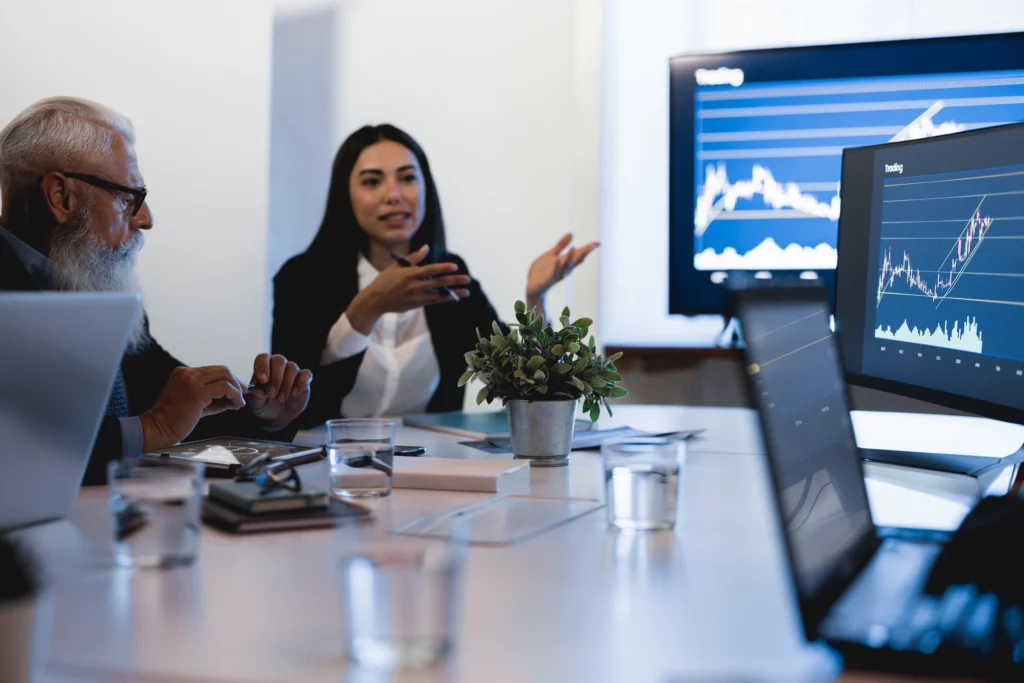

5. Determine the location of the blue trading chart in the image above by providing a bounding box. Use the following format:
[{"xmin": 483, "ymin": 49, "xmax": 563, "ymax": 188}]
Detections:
[
  {"xmin": 693, "ymin": 71, "xmax": 1024, "ymax": 272},
  {"xmin": 874, "ymin": 162, "xmax": 1024, "ymax": 362}
]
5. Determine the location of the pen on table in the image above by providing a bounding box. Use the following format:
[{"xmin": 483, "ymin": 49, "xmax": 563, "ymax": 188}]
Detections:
[{"xmin": 389, "ymin": 251, "xmax": 460, "ymax": 302}]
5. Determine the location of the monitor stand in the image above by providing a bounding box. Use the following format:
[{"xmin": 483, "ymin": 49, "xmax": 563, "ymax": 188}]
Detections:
[
  {"xmin": 859, "ymin": 444, "xmax": 1024, "ymax": 478},
  {"xmin": 715, "ymin": 315, "xmax": 745, "ymax": 349}
]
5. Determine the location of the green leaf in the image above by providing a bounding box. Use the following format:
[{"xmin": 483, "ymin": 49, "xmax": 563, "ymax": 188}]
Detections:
[
  {"xmin": 475, "ymin": 327, "xmax": 483, "ymax": 341},
  {"xmin": 601, "ymin": 372, "xmax": 622, "ymax": 382},
  {"xmin": 457, "ymin": 370, "xmax": 475, "ymax": 387},
  {"xmin": 535, "ymin": 383, "xmax": 548, "ymax": 395},
  {"xmin": 589, "ymin": 335, "xmax": 596, "ymax": 350},
  {"xmin": 550, "ymin": 344, "xmax": 565, "ymax": 356},
  {"xmin": 492, "ymin": 320, "xmax": 502, "ymax": 336},
  {"xmin": 561, "ymin": 306, "xmax": 570, "ymax": 318},
  {"xmin": 582, "ymin": 398, "xmax": 591, "ymax": 413},
  {"xmin": 588, "ymin": 376, "xmax": 606, "ymax": 389},
  {"xmin": 515, "ymin": 300, "xmax": 526, "ymax": 314},
  {"xmin": 606, "ymin": 351, "xmax": 623, "ymax": 363},
  {"xmin": 589, "ymin": 403, "xmax": 600, "ymax": 421},
  {"xmin": 569, "ymin": 376, "xmax": 587, "ymax": 392},
  {"xmin": 603, "ymin": 396, "xmax": 614, "ymax": 418},
  {"xmin": 515, "ymin": 312, "xmax": 528, "ymax": 325},
  {"xmin": 552, "ymin": 362, "xmax": 572, "ymax": 374},
  {"xmin": 533, "ymin": 369, "xmax": 546, "ymax": 381},
  {"xmin": 560, "ymin": 316, "xmax": 570, "ymax": 328},
  {"xmin": 572, "ymin": 317, "xmax": 593, "ymax": 328},
  {"xmin": 580, "ymin": 344, "xmax": 592, "ymax": 358},
  {"xmin": 514, "ymin": 369, "xmax": 527, "ymax": 379},
  {"xmin": 476, "ymin": 386, "xmax": 489, "ymax": 405},
  {"xmin": 611, "ymin": 387, "xmax": 627, "ymax": 398},
  {"xmin": 572, "ymin": 357, "xmax": 588, "ymax": 374},
  {"xmin": 526, "ymin": 355, "xmax": 544, "ymax": 372},
  {"xmin": 567, "ymin": 342, "xmax": 581, "ymax": 354}
]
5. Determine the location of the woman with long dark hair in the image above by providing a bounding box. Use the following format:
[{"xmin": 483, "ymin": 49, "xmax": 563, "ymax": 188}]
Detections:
[{"xmin": 272, "ymin": 124, "xmax": 596, "ymax": 425}]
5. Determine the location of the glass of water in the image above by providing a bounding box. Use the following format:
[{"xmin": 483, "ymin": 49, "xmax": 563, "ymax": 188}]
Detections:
[
  {"xmin": 340, "ymin": 534, "xmax": 466, "ymax": 670},
  {"xmin": 327, "ymin": 419, "xmax": 397, "ymax": 499},
  {"xmin": 107, "ymin": 458, "xmax": 204, "ymax": 568},
  {"xmin": 602, "ymin": 437, "xmax": 683, "ymax": 531}
]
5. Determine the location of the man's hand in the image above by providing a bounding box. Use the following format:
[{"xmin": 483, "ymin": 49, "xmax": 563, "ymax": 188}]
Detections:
[
  {"xmin": 245, "ymin": 353, "xmax": 313, "ymax": 429},
  {"xmin": 140, "ymin": 366, "xmax": 247, "ymax": 451}
]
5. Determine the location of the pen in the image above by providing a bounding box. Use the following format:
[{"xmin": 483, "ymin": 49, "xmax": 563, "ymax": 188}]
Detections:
[
  {"xmin": 390, "ymin": 251, "xmax": 460, "ymax": 302},
  {"xmin": 246, "ymin": 381, "xmax": 267, "ymax": 393}
]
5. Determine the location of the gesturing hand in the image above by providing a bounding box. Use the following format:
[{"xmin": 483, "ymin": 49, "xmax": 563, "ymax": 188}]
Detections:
[
  {"xmin": 526, "ymin": 232, "xmax": 599, "ymax": 303},
  {"xmin": 346, "ymin": 245, "xmax": 471, "ymax": 333},
  {"xmin": 140, "ymin": 365, "xmax": 247, "ymax": 451},
  {"xmin": 245, "ymin": 353, "xmax": 313, "ymax": 428}
]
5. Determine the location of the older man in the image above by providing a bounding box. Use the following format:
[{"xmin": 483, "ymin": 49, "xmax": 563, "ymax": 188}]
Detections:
[{"xmin": 0, "ymin": 97, "xmax": 313, "ymax": 484}]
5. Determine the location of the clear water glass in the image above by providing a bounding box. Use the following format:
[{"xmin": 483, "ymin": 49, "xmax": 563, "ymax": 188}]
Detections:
[
  {"xmin": 602, "ymin": 437, "xmax": 683, "ymax": 531},
  {"xmin": 327, "ymin": 419, "xmax": 397, "ymax": 499},
  {"xmin": 107, "ymin": 458, "xmax": 204, "ymax": 568},
  {"xmin": 340, "ymin": 536, "xmax": 466, "ymax": 670}
]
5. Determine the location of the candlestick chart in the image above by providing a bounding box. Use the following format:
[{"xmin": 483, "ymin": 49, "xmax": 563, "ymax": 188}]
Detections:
[{"xmin": 873, "ymin": 164, "xmax": 1024, "ymax": 361}]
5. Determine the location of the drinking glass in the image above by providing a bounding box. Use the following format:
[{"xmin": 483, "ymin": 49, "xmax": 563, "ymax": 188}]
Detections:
[
  {"xmin": 327, "ymin": 419, "xmax": 397, "ymax": 498},
  {"xmin": 340, "ymin": 535, "xmax": 466, "ymax": 669},
  {"xmin": 602, "ymin": 437, "xmax": 683, "ymax": 531},
  {"xmin": 107, "ymin": 458, "xmax": 204, "ymax": 568}
]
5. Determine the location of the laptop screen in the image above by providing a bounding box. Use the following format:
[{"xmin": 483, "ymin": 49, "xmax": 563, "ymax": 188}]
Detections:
[{"xmin": 736, "ymin": 289, "xmax": 875, "ymax": 602}]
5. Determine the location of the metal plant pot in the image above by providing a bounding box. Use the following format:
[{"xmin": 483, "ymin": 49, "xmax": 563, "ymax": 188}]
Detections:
[{"xmin": 506, "ymin": 399, "xmax": 577, "ymax": 467}]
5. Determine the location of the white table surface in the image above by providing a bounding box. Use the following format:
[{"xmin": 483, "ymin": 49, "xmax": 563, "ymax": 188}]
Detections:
[{"xmin": 16, "ymin": 404, "xmax": 1021, "ymax": 683}]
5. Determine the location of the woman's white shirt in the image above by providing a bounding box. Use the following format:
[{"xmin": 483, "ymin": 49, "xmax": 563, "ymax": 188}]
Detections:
[{"xmin": 321, "ymin": 254, "xmax": 440, "ymax": 417}]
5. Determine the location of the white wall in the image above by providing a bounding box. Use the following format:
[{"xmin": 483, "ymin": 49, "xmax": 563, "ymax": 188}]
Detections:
[
  {"xmin": 268, "ymin": 0, "xmax": 603, "ymax": 409},
  {"xmin": 601, "ymin": 0, "xmax": 1024, "ymax": 348},
  {"xmin": 0, "ymin": 0, "xmax": 272, "ymax": 376}
]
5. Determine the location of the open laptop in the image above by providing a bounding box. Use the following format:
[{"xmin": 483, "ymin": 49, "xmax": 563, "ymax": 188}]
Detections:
[
  {"xmin": 0, "ymin": 292, "xmax": 140, "ymax": 531},
  {"xmin": 732, "ymin": 283, "xmax": 1024, "ymax": 679}
]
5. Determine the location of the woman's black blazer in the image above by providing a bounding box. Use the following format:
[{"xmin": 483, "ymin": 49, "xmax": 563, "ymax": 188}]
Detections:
[{"xmin": 271, "ymin": 251, "xmax": 503, "ymax": 428}]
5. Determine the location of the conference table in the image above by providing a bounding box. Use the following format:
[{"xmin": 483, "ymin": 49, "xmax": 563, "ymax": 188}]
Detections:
[{"xmin": 16, "ymin": 404, "xmax": 1024, "ymax": 683}]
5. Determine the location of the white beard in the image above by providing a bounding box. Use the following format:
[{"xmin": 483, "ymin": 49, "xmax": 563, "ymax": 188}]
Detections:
[{"xmin": 49, "ymin": 206, "xmax": 149, "ymax": 353}]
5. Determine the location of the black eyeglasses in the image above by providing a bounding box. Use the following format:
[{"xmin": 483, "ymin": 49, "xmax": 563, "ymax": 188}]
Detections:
[
  {"xmin": 60, "ymin": 171, "xmax": 148, "ymax": 216},
  {"xmin": 237, "ymin": 454, "xmax": 303, "ymax": 494}
]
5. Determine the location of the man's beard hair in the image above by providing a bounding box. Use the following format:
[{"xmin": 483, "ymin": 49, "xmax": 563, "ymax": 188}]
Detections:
[{"xmin": 49, "ymin": 204, "xmax": 149, "ymax": 353}]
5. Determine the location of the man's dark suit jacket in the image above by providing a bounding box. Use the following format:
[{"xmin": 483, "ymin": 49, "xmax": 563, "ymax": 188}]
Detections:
[
  {"xmin": 272, "ymin": 251, "xmax": 503, "ymax": 429},
  {"xmin": 0, "ymin": 236, "xmax": 298, "ymax": 485}
]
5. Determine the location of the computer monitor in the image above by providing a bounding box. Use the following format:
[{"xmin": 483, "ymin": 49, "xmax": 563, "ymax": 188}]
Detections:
[
  {"xmin": 835, "ymin": 121, "xmax": 1024, "ymax": 425},
  {"xmin": 669, "ymin": 31, "xmax": 1024, "ymax": 315}
]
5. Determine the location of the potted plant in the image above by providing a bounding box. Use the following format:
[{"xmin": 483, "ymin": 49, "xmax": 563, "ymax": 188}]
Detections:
[{"xmin": 458, "ymin": 301, "xmax": 626, "ymax": 466}]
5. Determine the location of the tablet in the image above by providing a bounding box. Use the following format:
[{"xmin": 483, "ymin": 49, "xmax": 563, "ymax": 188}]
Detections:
[{"xmin": 142, "ymin": 437, "xmax": 324, "ymax": 474}]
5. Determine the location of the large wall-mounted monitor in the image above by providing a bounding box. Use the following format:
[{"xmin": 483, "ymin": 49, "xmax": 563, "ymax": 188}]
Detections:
[{"xmin": 669, "ymin": 31, "xmax": 1024, "ymax": 315}]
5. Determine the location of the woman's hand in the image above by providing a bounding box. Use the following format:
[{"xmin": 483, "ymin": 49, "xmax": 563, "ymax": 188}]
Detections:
[
  {"xmin": 525, "ymin": 233, "xmax": 599, "ymax": 313},
  {"xmin": 346, "ymin": 245, "xmax": 471, "ymax": 334}
]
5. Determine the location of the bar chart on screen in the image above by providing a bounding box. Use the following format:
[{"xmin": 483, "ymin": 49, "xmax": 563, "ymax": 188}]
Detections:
[{"xmin": 873, "ymin": 163, "xmax": 1024, "ymax": 362}]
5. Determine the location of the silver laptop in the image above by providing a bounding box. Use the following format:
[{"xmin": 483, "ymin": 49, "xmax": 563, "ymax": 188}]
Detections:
[{"xmin": 0, "ymin": 292, "xmax": 140, "ymax": 531}]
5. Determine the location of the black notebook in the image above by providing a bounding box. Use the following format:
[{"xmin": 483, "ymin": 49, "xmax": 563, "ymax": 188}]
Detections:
[{"xmin": 202, "ymin": 497, "xmax": 371, "ymax": 533}]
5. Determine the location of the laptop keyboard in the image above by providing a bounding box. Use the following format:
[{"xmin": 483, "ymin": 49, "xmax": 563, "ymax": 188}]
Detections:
[{"xmin": 885, "ymin": 584, "xmax": 1024, "ymax": 664}]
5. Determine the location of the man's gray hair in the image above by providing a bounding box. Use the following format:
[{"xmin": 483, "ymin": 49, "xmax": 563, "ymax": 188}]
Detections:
[{"xmin": 0, "ymin": 97, "xmax": 135, "ymax": 217}]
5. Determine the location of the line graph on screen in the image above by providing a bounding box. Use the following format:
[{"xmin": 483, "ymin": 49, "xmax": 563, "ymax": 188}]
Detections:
[
  {"xmin": 693, "ymin": 73, "xmax": 1024, "ymax": 272},
  {"xmin": 872, "ymin": 165, "xmax": 1024, "ymax": 361}
]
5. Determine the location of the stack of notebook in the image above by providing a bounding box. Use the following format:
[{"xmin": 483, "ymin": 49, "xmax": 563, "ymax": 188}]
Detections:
[{"xmin": 201, "ymin": 481, "xmax": 371, "ymax": 533}]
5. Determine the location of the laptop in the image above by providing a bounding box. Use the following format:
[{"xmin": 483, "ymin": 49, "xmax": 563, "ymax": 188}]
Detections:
[
  {"xmin": 731, "ymin": 283, "xmax": 1024, "ymax": 679},
  {"xmin": 0, "ymin": 292, "xmax": 141, "ymax": 531}
]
